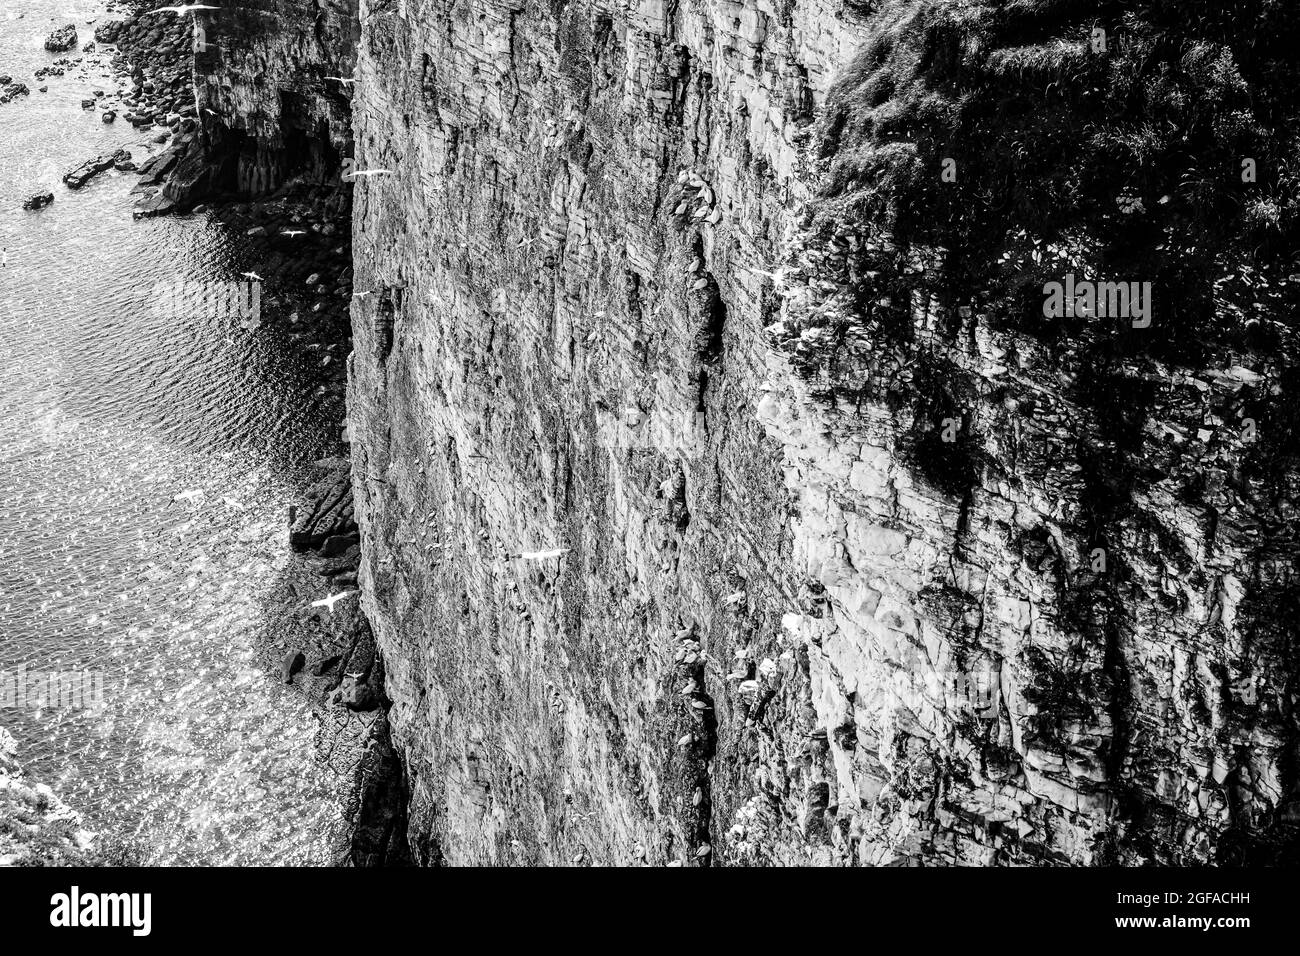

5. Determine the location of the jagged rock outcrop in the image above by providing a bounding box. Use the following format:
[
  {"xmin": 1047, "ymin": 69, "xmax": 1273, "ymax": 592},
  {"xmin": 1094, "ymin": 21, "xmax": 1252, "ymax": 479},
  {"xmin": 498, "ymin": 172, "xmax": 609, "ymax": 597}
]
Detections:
[
  {"xmin": 0, "ymin": 79, "xmax": 31, "ymax": 104},
  {"xmin": 347, "ymin": 712, "xmax": 415, "ymax": 866},
  {"xmin": 343, "ymin": 0, "xmax": 1300, "ymax": 867}
]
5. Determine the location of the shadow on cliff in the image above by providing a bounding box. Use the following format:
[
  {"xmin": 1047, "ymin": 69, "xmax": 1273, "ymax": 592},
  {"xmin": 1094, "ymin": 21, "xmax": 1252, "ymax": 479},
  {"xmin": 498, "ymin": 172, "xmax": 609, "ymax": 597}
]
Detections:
[{"xmin": 801, "ymin": 0, "xmax": 1300, "ymax": 863}]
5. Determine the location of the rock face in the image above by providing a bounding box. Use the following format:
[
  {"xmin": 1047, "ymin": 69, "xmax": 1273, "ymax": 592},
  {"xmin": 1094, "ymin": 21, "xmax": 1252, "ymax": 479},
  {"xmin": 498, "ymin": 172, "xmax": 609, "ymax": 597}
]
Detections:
[
  {"xmin": 342, "ymin": 0, "xmax": 1300, "ymax": 868},
  {"xmin": 344, "ymin": 0, "xmax": 880, "ymax": 867},
  {"xmin": 157, "ymin": 0, "xmax": 1299, "ymax": 865}
]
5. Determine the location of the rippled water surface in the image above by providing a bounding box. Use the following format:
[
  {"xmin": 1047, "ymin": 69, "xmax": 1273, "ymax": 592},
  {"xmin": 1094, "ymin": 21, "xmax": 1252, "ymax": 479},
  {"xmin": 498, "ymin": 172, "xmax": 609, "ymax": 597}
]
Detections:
[{"xmin": 1, "ymin": 0, "xmax": 352, "ymax": 864}]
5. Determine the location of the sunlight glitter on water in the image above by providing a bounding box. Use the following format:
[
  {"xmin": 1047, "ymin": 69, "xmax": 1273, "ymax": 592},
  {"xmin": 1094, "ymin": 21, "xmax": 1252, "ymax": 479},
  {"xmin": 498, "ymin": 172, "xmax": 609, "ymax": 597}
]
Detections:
[{"xmin": 1, "ymin": 1, "xmax": 354, "ymax": 864}]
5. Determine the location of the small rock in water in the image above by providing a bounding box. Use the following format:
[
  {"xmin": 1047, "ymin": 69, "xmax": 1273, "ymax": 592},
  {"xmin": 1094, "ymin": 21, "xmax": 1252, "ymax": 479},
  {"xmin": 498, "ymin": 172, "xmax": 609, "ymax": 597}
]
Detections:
[
  {"xmin": 0, "ymin": 80, "xmax": 30, "ymax": 104},
  {"xmin": 44, "ymin": 25, "xmax": 78, "ymax": 53}
]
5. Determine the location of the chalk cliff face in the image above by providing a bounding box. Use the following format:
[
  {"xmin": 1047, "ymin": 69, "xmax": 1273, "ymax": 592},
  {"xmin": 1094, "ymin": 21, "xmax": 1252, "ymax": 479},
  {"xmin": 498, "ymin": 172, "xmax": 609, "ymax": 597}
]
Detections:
[{"xmin": 331, "ymin": 0, "xmax": 1300, "ymax": 867}]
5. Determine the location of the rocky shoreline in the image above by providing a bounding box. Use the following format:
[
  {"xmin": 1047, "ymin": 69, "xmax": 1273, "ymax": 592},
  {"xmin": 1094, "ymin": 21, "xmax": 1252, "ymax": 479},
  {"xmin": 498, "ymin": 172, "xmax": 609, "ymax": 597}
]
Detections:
[
  {"xmin": 11, "ymin": 4, "xmax": 198, "ymax": 208},
  {"xmin": 0, "ymin": 729, "xmax": 92, "ymax": 866},
  {"xmin": 279, "ymin": 459, "xmax": 412, "ymax": 866}
]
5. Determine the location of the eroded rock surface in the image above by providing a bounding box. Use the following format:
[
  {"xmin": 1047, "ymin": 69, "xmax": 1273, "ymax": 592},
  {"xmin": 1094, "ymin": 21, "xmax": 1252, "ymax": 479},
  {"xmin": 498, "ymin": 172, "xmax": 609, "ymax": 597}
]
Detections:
[
  {"xmin": 340, "ymin": 0, "xmax": 1300, "ymax": 868},
  {"xmin": 290, "ymin": 462, "xmax": 358, "ymax": 552}
]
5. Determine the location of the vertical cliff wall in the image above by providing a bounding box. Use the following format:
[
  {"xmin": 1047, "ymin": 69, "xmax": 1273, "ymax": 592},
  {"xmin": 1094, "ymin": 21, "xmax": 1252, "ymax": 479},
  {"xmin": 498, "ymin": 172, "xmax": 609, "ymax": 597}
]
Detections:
[{"xmin": 346, "ymin": 0, "xmax": 1300, "ymax": 866}]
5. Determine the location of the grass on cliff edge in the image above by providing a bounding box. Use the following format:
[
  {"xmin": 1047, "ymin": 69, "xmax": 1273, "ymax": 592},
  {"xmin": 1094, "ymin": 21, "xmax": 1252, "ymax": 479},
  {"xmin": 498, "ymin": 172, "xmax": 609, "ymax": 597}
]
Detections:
[
  {"xmin": 819, "ymin": 0, "xmax": 1300, "ymax": 360},
  {"xmin": 815, "ymin": 0, "xmax": 1300, "ymax": 512}
]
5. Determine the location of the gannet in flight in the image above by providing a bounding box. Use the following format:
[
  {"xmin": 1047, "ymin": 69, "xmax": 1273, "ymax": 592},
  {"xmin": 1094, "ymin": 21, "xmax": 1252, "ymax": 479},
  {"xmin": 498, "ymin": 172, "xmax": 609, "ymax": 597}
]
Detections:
[
  {"xmin": 310, "ymin": 592, "xmax": 354, "ymax": 613},
  {"xmin": 149, "ymin": 5, "xmax": 220, "ymax": 15},
  {"xmin": 515, "ymin": 548, "xmax": 571, "ymax": 560},
  {"xmin": 742, "ymin": 266, "xmax": 791, "ymax": 286}
]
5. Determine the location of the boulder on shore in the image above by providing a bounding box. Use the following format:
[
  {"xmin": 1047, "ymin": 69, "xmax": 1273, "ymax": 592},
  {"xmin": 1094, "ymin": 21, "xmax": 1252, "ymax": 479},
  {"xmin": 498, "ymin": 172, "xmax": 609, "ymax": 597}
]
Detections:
[
  {"xmin": 93, "ymin": 21, "xmax": 125, "ymax": 44},
  {"xmin": 43, "ymin": 25, "xmax": 78, "ymax": 52},
  {"xmin": 0, "ymin": 80, "xmax": 30, "ymax": 104},
  {"xmin": 63, "ymin": 149, "xmax": 131, "ymax": 189},
  {"xmin": 289, "ymin": 465, "xmax": 357, "ymax": 551}
]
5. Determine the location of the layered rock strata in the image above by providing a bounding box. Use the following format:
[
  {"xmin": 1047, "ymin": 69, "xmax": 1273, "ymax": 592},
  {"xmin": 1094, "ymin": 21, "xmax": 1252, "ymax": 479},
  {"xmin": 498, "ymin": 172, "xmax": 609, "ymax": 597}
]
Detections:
[{"xmin": 345, "ymin": 0, "xmax": 1300, "ymax": 867}]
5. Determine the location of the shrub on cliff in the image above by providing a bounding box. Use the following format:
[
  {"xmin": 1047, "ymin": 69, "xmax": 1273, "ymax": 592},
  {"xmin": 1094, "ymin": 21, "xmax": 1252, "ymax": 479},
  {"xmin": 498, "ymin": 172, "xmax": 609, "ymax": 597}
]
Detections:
[{"xmin": 818, "ymin": 0, "xmax": 1300, "ymax": 359}]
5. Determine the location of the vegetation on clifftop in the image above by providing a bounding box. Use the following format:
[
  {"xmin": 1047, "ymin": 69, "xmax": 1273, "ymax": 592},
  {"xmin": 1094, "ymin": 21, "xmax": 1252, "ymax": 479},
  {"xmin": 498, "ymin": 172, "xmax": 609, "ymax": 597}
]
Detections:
[{"xmin": 819, "ymin": 0, "xmax": 1300, "ymax": 358}]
